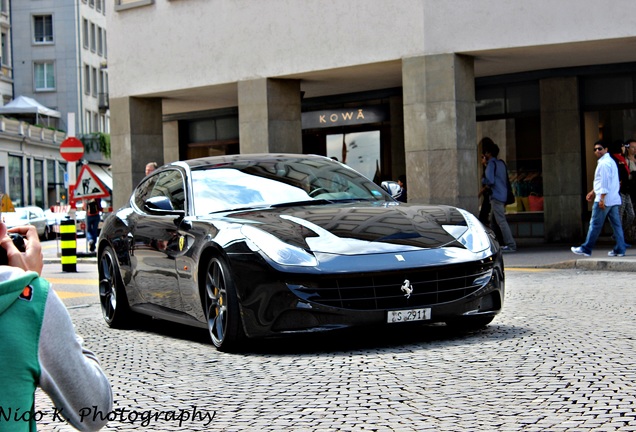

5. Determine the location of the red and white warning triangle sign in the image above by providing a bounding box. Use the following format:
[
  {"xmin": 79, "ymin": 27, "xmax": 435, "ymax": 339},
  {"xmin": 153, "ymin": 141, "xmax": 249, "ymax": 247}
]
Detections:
[{"xmin": 71, "ymin": 165, "xmax": 110, "ymax": 201}]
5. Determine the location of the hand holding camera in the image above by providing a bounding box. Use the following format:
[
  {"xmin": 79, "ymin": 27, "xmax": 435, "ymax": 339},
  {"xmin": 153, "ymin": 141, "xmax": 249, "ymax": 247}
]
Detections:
[
  {"xmin": 0, "ymin": 233, "xmax": 26, "ymax": 265},
  {"xmin": 0, "ymin": 225, "xmax": 44, "ymax": 275}
]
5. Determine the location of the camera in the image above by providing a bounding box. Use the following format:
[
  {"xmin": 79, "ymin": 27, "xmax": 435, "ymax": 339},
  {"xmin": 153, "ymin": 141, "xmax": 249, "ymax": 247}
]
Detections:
[{"xmin": 0, "ymin": 233, "xmax": 26, "ymax": 265}]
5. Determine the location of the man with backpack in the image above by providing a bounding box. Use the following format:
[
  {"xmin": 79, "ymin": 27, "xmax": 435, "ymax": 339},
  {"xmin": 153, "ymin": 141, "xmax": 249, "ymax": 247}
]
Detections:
[{"xmin": 481, "ymin": 137, "xmax": 517, "ymax": 253}]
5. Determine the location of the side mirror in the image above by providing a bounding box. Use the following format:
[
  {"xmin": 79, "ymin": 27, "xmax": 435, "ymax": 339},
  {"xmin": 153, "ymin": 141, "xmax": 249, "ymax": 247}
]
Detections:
[{"xmin": 143, "ymin": 196, "xmax": 185, "ymax": 217}]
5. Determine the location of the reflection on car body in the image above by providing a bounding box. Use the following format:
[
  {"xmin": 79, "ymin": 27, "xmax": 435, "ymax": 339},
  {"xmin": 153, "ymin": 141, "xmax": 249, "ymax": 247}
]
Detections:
[{"xmin": 98, "ymin": 154, "xmax": 505, "ymax": 352}]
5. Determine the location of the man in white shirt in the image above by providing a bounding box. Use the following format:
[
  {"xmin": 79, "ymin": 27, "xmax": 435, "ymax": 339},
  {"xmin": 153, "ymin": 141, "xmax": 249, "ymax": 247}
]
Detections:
[{"xmin": 571, "ymin": 140, "xmax": 627, "ymax": 257}]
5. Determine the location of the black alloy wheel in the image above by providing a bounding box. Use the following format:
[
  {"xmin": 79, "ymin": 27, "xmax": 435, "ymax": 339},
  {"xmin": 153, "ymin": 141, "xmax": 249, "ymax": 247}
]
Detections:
[
  {"xmin": 204, "ymin": 257, "xmax": 242, "ymax": 351},
  {"xmin": 99, "ymin": 246, "xmax": 131, "ymax": 327}
]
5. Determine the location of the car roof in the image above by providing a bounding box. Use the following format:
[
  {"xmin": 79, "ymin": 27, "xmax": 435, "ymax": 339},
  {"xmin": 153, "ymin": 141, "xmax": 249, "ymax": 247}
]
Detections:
[{"xmin": 172, "ymin": 153, "xmax": 330, "ymax": 170}]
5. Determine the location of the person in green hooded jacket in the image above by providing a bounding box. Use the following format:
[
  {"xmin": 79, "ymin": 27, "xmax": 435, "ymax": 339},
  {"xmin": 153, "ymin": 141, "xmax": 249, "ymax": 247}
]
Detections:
[{"xmin": 0, "ymin": 222, "xmax": 112, "ymax": 431}]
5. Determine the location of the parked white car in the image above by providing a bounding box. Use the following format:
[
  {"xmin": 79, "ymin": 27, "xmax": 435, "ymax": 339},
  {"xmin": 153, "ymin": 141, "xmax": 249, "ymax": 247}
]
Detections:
[
  {"xmin": 3, "ymin": 206, "xmax": 52, "ymax": 240},
  {"xmin": 44, "ymin": 209, "xmax": 86, "ymax": 237}
]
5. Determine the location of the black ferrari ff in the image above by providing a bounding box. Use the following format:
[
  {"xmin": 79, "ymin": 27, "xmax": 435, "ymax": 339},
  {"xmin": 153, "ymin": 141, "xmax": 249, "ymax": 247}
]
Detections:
[{"xmin": 98, "ymin": 154, "xmax": 504, "ymax": 351}]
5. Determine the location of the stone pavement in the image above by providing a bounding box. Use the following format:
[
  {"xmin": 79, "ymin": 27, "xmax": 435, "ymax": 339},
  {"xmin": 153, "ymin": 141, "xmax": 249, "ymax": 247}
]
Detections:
[{"xmin": 503, "ymin": 242, "xmax": 636, "ymax": 272}]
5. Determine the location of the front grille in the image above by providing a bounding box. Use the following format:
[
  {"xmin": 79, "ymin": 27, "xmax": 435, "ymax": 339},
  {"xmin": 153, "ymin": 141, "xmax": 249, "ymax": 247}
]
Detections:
[{"xmin": 288, "ymin": 260, "xmax": 495, "ymax": 311}]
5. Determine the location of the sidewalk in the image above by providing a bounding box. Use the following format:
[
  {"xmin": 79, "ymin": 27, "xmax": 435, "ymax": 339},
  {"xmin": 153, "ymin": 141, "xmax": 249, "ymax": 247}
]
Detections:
[
  {"xmin": 504, "ymin": 242, "xmax": 636, "ymax": 272},
  {"xmin": 43, "ymin": 238, "xmax": 636, "ymax": 272}
]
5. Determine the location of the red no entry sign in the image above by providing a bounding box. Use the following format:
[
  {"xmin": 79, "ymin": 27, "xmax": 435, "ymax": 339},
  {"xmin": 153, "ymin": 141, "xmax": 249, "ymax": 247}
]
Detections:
[{"xmin": 60, "ymin": 137, "xmax": 85, "ymax": 162}]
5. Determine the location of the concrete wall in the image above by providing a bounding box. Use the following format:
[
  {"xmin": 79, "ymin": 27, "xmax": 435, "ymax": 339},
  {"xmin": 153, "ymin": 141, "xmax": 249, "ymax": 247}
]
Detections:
[{"xmin": 107, "ymin": 0, "xmax": 636, "ymax": 100}]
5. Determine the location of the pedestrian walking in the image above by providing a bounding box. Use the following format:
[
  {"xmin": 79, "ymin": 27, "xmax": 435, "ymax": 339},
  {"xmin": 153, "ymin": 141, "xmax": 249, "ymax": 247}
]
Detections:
[
  {"xmin": 481, "ymin": 137, "xmax": 517, "ymax": 252},
  {"xmin": 571, "ymin": 140, "xmax": 627, "ymax": 257},
  {"xmin": 86, "ymin": 198, "xmax": 101, "ymax": 253}
]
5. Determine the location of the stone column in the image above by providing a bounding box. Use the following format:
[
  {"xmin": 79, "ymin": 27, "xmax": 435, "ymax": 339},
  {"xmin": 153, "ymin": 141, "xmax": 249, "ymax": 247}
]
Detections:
[
  {"xmin": 237, "ymin": 78, "xmax": 302, "ymax": 154},
  {"xmin": 163, "ymin": 120, "xmax": 180, "ymax": 163},
  {"xmin": 402, "ymin": 54, "xmax": 478, "ymax": 213},
  {"xmin": 540, "ymin": 77, "xmax": 582, "ymax": 242},
  {"xmin": 390, "ymin": 95, "xmax": 406, "ymax": 180},
  {"xmin": 110, "ymin": 96, "xmax": 163, "ymax": 210}
]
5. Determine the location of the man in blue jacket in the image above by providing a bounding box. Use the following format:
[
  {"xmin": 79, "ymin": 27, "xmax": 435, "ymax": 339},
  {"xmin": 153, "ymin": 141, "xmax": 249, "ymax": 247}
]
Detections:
[{"xmin": 481, "ymin": 137, "xmax": 517, "ymax": 252}]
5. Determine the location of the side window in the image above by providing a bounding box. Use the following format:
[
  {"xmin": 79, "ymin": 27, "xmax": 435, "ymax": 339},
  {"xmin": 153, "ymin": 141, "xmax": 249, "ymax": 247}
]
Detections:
[
  {"xmin": 149, "ymin": 170, "xmax": 186, "ymax": 212},
  {"xmin": 134, "ymin": 175, "xmax": 158, "ymax": 210}
]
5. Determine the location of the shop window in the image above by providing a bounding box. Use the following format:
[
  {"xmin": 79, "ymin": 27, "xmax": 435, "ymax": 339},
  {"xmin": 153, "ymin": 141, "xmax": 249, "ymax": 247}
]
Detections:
[
  {"xmin": 9, "ymin": 155, "xmax": 22, "ymax": 206},
  {"xmin": 326, "ymin": 131, "xmax": 380, "ymax": 182},
  {"xmin": 478, "ymin": 116, "xmax": 543, "ymax": 214},
  {"xmin": 35, "ymin": 160, "xmax": 44, "ymax": 208}
]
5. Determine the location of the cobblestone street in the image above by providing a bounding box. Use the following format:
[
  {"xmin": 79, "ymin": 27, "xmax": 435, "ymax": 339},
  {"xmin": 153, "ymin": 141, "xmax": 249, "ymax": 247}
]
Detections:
[{"xmin": 35, "ymin": 269, "xmax": 636, "ymax": 431}]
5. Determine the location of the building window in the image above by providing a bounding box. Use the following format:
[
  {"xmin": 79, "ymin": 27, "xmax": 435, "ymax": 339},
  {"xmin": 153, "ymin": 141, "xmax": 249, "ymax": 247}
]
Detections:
[
  {"xmin": 9, "ymin": 155, "xmax": 23, "ymax": 207},
  {"xmin": 103, "ymin": 30, "xmax": 108, "ymax": 58},
  {"xmin": 0, "ymin": 0, "xmax": 8, "ymax": 14},
  {"xmin": 97, "ymin": 27, "xmax": 103, "ymax": 56},
  {"xmin": 115, "ymin": 0, "xmax": 154, "ymax": 12},
  {"xmin": 35, "ymin": 160, "xmax": 44, "ymax": 209},
  {"xmin": 90, "ymin": 23, "xmax": 96, "ymax": 52},
  {"xmin": 34, "ymin": 62, "xmax": 55, "ymax": 91},
  {"xmin": 92, "ymin": 67, "xmax": 97, "ymax": 97},
  {"xmin": 96, "ymin": 0, "xmax": 102, "ymax": 12},
  {"xmin": 33, "ymin": 15, "xmax": 53, "ymax": 44},
  {"xmin": 89, "ymin": 0, "xmax": 95, "ymax": 8},
  {"xmin": 1, "ymin": 32, "xmax": 9, "ymax": 66},
  {"xmin": 82, "ymin": 19, "xmax": 88, "ymax": 49},
  {"xmin": 84, "ymin": 64, "xmax": 90, "ymax": 94}
]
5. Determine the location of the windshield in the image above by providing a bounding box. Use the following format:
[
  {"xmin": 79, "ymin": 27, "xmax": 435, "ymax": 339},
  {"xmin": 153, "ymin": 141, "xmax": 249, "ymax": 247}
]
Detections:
[{"xmin": 190, "ymin": 157, "xmax": 392, "ymax": 215}]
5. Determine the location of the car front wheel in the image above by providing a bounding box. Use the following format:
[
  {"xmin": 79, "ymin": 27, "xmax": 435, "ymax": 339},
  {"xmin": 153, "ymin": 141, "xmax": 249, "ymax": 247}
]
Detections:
[
  {"xmin": 203, "ymin": 257, "xmax": 243, "ymax": 351},
  {"xmin": 99, "ymin": 246, "xmax": 132, "ymax": 328}
]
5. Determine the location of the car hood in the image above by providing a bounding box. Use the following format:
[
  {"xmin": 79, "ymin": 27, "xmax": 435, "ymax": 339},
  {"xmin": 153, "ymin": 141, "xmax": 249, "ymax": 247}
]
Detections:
[{"xmin": 227, "ymin": 203, "xmax": 467, "ymax": 255}]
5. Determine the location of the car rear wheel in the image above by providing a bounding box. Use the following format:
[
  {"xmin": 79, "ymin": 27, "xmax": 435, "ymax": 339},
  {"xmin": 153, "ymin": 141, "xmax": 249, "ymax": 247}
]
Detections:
[
  {"xmin": 204, "ymin": 257, "xmax": 243, "ymax": 351},
  {"xmin": 99, "ymin": 246, "xmax": 132, "ymax": 328}
]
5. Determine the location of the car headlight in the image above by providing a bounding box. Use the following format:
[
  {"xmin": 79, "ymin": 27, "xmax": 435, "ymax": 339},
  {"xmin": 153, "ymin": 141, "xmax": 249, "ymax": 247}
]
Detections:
[
  {"xmin": 442, "ymin": 208, "xmax": 491, "ymax": 253},
  {"xmin": 241, "ymin": 225, "xmax": 318, "ymax": 267}
]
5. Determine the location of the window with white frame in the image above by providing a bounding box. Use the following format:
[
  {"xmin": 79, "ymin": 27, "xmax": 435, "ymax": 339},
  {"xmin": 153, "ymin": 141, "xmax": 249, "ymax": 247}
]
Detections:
[
  {"xmin": 82, "ymin": 19, "xmax": 88, "ymax": 49},
  {"xmin": 92, "ymin": 67, "xmax": 97, "ymax": 97},
  {"xmin": 34, "ymin": 62, "xmax": 55, "ymax": 91},
  {"xmin": 84, "ymin": 64, "xmax": 90, "ymax": 94},
  {"xmin": 85, "ymin": 110, "xmax": 92, "ymax": 132},
  {"xmin": 33, "ymin": 15, "xmax": 53, "ymax": 44},
  {"xmin": 97, "ymin": 27, "xmax": 103, "ymax": 56},
  {"xmin": 90, "ymin": 23, "xmax": 96, "ymax": 52}
]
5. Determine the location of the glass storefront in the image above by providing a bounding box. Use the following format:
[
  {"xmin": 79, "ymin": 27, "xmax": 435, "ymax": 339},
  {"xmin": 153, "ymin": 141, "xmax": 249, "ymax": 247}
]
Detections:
[
  {"xmin": 325, "ymin": 131, "xmax": 381, "ymax": 181},
  {"xmin": 476, "ymin": 82, "xmax": 542, "ymax": 215},
  {"xmin": 8, "ymin": 155, "xmax": 22, "ymax": 206}
]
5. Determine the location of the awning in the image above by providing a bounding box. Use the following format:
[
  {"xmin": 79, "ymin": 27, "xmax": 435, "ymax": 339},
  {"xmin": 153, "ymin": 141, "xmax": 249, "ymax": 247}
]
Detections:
[{"xmin": 0, "ymin": 95, "xmax": 61, "ymax": 118}]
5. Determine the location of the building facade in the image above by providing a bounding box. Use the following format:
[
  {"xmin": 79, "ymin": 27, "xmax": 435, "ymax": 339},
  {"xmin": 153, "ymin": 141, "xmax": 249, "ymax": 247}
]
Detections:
[
  {"xmin": 0, "ymin": 0, "xmax": 111, "ymax": 209},
  {"xmin": 11, "ymin": 0, "xmax": 110, "ymax": 134},
  {"xmin": 107, "ymin": 0, "xmax": 636, "ymax": 243}
]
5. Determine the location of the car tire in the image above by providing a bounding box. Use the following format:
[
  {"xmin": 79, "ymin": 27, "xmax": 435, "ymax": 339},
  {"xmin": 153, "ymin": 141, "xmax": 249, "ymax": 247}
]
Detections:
[
  {"xmin": 445, "ymin": 315, "xmax": 494, "ymax": 332},
  {"xmin": 99, "ymin": 245, "xmax": 132, "ymax": 328},
  {"xmin": 203, "ymin": 256, "xmax": 244, "ymax": 352}
]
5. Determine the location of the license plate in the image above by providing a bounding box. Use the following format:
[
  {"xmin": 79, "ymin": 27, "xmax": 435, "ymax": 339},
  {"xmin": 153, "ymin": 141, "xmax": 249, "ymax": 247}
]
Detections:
[{"xmin": 387, "ymin": 308, "xmax": 431, "ymax": 323}]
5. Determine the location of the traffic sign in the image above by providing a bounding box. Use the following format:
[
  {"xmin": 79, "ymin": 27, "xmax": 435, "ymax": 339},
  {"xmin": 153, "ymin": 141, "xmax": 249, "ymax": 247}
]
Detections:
[
  {"xmin": 70, "ymin": 165, "xmax": 110, "ymax": 202},
  {"xmin": 60, "ymin": 137, "xmax": 85, "ymax": 162}
]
